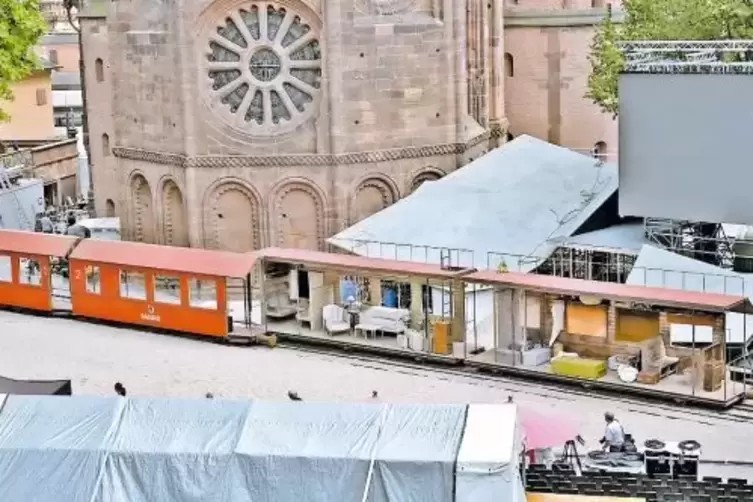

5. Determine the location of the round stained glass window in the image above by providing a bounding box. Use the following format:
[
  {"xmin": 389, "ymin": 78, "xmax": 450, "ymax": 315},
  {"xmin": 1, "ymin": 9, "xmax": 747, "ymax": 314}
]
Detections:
[{"xmin": 204, "ymin": 3, "xmax": 322, "ymax": 134}]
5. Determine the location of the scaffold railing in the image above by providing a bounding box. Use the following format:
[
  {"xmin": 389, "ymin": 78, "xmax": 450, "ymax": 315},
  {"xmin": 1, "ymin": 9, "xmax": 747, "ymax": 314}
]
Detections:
[{"xmin": 619, "ymin": 40, "xmax": 753, "ymax": 74}]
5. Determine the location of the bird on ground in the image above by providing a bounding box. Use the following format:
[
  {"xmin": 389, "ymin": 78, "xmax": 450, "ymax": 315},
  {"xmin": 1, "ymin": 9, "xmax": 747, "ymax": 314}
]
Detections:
[{"xmin": 288, "ymin": 390, "xmax": 302, "ymax": 401}]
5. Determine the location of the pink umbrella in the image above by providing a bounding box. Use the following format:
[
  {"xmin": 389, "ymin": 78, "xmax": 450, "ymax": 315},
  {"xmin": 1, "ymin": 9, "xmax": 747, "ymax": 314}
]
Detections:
[{"xmin": 518, "ymin": 405, "xmax": 580, "ymax": 451}]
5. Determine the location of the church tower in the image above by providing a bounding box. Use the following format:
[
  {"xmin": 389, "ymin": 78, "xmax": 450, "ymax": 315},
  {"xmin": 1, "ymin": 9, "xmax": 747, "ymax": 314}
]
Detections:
[{"xmin": 80, "ymin": 0, "xmax": 507, "ymax": 250}]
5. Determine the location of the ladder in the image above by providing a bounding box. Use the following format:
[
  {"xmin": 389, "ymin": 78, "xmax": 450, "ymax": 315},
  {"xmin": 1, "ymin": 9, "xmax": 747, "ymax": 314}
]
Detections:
[{"xmin": 0, "ymin": 168, "xmax": 32, "ymax": 230}]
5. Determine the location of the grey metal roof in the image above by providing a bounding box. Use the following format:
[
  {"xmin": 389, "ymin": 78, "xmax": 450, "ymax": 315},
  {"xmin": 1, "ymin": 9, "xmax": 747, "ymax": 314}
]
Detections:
[
  {"xmin": 555, "ymin": 222, "xmax": 649, "ymax": 255},
  {"xmin": 329, "ymin": 135, "xmax": 618, "ymax": 272},
  {"xmin": 52, "ymin": 71, "xmax": 80, "ymax": 88},
  {"xmin": 40, "ymin": 33, "xmax": 79, "ymax": 46},
  {"xmin": 626, "ymin": 245, "xmax": 753, "ymax": 343}
]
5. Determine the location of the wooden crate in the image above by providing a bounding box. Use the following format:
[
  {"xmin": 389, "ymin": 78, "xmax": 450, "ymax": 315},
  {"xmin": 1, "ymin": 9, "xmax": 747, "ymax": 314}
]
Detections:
[
  {"xmin": 703, "ymin": 361, "xmax": 725, "ymax": 392},
  {"xmin": 637, "ymin": 371, "xmax": 660, "ymax": 385}
]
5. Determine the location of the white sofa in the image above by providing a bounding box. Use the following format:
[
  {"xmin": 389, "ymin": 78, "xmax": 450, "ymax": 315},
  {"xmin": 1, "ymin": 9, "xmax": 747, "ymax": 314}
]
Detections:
[{"xmin": 356, "ymin": 306, "xmax": 409, "ymax": 335}]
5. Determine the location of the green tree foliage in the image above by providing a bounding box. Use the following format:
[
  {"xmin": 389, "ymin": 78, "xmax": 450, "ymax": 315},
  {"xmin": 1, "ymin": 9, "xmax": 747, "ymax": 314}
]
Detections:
[
  {"xmin": 586, "ymin": 0, "xmax": 753, "ymax": 117},
  {"xmin": 0, "ymin": 0, "xmax": 47, "ymax": 121}
]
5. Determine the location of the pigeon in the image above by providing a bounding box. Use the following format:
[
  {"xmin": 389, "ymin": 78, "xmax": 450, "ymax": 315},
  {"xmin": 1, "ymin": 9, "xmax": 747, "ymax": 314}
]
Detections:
[{"xmin": 288, "ymin": 390, "xmax": 302, "ymax": 401}]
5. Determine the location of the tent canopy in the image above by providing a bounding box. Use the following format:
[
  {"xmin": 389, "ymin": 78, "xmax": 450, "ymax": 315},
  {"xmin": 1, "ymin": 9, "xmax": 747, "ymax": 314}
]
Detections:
[{"xmin": 0, "ymin": 395, "xmax": 524, "ymax": 502}]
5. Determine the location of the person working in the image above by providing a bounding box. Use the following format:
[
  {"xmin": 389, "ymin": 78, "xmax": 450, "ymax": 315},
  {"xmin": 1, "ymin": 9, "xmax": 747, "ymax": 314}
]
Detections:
[{"xmin": 601, "ymin": 411, "xmax": 625, "ymax": 452}]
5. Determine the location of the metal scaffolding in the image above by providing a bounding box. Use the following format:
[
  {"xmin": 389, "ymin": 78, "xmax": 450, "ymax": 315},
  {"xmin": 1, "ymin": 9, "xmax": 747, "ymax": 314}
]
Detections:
[{"xmin": 620, "ymin": 40, "xmax": 753, "ymax": 74}]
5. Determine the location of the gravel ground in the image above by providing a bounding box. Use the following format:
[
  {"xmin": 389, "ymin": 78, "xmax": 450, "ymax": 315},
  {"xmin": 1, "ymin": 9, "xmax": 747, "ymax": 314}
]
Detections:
[{"xmin": 1, "ymin": 310, "xmax": 752, "ymax": 479}]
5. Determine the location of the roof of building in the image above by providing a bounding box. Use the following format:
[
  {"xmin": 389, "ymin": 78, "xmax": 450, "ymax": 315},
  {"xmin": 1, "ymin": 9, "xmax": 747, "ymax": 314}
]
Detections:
[
  {"xmin": 259, "ymin": 247, "xmax": 473, "ymax": 280},
  {"xmin": 51, "ymin": 71, "xmax": 80, "ymax": 89},
  {"xmin": 468, "ymin": 267, "xmax": 752, "ymax": 313},
  {"xmin": 0, "ymin": 230, "xmax": 79, "ymax": 257},
  {"xmin": 69, "ymin": 239, "xmax": 258, "ymax": 278},
  {"xmin": 329, "ymin": 135, "xmax": 618, "ymax": 272},
  {"xmin": 626, "ymin": 244, "xmax": 753, "ymax": 343},
  {"xmin": 40, "ymin": 32, "xmax": 79, "ymax": 46},
  {"xmin": 555, "ymin": 222, "xmax": 649, "ymax": 255}
]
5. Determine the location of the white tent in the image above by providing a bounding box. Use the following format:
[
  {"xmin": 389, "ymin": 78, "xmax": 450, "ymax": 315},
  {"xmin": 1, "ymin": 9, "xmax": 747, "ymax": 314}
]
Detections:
[{"xmin": 0, "ymin": 394, "xmax": 525, "ymax": 502}]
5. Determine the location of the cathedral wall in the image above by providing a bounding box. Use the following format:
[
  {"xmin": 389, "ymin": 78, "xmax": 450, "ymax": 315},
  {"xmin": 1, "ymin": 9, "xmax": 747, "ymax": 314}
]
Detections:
[
  {"xmin": 109, "ymin": 0, "xmax": 186, "ymax": 154},
  {"xmin": 80, "ymin": 16, "xmax": 119, "ymax": 219},
  {"xmin": 324, "ymin": 0, "xmax": 457, "ymax": 153},
  {"xmin": 503, "ymin": 5, "xmax": 617, "ymax": 152}
]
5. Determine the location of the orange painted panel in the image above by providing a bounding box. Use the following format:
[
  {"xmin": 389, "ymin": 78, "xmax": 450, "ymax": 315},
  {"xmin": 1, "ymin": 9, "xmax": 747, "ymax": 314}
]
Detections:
[
  {"xmin": 69, "ymin": 259, "xmax": 229, "ymax": 337},
  {"xmin": 566, "ymin": 303, "xmax": 607, "ymax": 337},
  {"xmin": 527, "ymin": 494, "xmax": 644, "ymax": 502},
  {"xmin": 0, "ymin": 253, "xmax": 53, "ymax": 312}
]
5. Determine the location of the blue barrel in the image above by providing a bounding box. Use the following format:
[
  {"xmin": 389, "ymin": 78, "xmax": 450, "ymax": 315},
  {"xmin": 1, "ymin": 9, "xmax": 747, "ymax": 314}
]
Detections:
[
  {"xmin": 340, "ymin": 279, "xmax": 358, "ymax": 304},
  {"xmin": 382, "ymin": 286, "xmax": 398, "ymax": 308}
]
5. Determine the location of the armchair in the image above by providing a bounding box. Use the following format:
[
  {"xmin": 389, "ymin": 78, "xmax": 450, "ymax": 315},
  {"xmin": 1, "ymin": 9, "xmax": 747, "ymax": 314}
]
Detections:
[{"xmin": 322, "ymin": 304, "xmax": 351, "ymax": 336}]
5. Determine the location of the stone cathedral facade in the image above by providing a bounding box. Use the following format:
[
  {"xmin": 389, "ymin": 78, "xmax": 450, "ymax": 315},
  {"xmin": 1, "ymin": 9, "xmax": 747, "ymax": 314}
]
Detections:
[{"xmin": 79, "ymin": 0, "xmax": 616, "ymax": 251}]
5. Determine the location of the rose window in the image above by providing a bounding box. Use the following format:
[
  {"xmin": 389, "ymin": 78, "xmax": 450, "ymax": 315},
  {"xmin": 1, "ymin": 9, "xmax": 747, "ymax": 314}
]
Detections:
[{"xmin": 205, "ymin": 3, "xmax": 322, "ymax": 134}]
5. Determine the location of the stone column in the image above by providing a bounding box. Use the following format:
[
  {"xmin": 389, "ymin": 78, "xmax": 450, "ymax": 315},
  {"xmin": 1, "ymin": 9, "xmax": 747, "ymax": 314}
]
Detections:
[{"xmin": 488, "ymin": 0, "xmax": 506, "ymax": 147}]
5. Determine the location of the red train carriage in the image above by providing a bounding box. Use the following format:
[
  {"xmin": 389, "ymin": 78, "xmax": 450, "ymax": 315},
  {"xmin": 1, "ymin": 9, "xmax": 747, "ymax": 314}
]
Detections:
[
  {"xmin": 67, "ymin": 239, "xmax": 258, "ymax": 338},
  {"xmin": 0, "ymin": 230, "xmax": 79, "ymax": 312}
]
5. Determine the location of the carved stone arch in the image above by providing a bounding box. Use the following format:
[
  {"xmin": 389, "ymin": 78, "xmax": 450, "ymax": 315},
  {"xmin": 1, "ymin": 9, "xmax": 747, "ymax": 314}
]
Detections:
[
  {"xmin": 159, "ymin": 177, "xmax": 189, "ymax": 247},
  {"xmin": 409, "ymin": 167, "xmax": 444, "ymax": 193},
  {"xmin": 270, "ymin": 177, "xmax": 326, "ymax": 251},
  {"xmin": 203, "ymin": 178, "xmax": 262, "ymax": 252},
  {"xmin": 128, "ymin": 171, "xmax": 156, "ymax": 243},
  {"xmin": 350, "ymin": 174, "xmax": 399, "ymax": 224}
]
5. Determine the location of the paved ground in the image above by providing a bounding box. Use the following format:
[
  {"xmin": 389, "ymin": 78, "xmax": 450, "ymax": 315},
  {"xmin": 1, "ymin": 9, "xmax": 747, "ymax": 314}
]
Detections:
[{"xmin": 1, "ymin": 310, "xmax": 752, "ymax": 478}]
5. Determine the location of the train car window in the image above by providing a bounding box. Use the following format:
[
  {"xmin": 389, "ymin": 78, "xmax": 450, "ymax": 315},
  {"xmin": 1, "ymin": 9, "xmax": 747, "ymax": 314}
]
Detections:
[
  {"xmin": 188, "ymin": 278, "xmax": 217, "ymax": 310},
  {"xmin": 0, "ymin": 255, "xmax": 10, "ymax": 282},
  {"xmin": 19, "ymin": 258, "xmax": 41, "ymax": 286},
  {"xmin": 85, "ymin": 266, "xmax": 101, "ymax": 294},
  {"xmin": 119, "ymin": 270, "xmax": 147, "ymax": 300},
  {"xmin": 154, "ymin": 275, "xmax": 181, "ymax": 305}
]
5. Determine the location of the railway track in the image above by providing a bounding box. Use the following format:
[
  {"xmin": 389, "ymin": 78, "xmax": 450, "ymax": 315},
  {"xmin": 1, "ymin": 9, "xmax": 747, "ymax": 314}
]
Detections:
[{"xmin": 277, "ymin": 341, "xmax": 753, "ymax": 427}]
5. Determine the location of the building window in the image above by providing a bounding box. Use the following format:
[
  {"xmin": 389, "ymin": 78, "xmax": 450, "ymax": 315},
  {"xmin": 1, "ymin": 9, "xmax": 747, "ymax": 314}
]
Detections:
[
  {"xmin": 102, "ymin": 133, "xmax": 110, "ymax": 156},
  {"xmin": 105, "ymin": 199, "xmax": 116, "ymax": 217},
  {"xmin": 85, "ymin": 266, "xmax": 101, "ymax": 294},
  {"xmin": 119, "ymin": 270, "xmax": 147, "ymax": 300},
  {"xmin": 593, "ymin": 141, "xmax": 608, "ymax": 161},
  {"xmin": 54, "ymin": 108, "xmax": 83, "ymax": 128},
  {"xmin": 154, "ymin": 275, "xmax": 181, "ymax": 305},
  {"xmin": 48, "ymin": 49, "xmax": 58, "ymax": 65},
  {"xmin": 591, "ymin": 0, "xmax": 605, "ymax": 7},
  {"xmin": 19, "ymin": 258, "xmax": 42, "ymax": 286},
  {"xmin": 36, "ymin": 89, "xmax": 47, "ymax": 106},
  {"xmin": 188, "ymin": 278, "xmax": 217, "ymax": 310},
  {"xmin": 0, "ymin": 255, "xmax": 10, "ymax": 282},
  {"xmin": 95, "ymin": 58, "xmax": 104, "ymax": 82},
  {"xmin": 504, "ymin": 53, "xmax": 514, "ymax": 77}
]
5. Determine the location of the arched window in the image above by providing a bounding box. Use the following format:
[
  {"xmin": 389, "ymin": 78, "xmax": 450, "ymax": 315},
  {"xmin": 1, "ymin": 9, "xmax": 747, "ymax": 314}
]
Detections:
[
  {"xmin": 102, "ymin": 133, "xmax": 110, "ymax": 157},
  {"xmin": 95, "ymin": 58, "xmax": 104, "ymax": 82},
  {"xmin": 593, "ymin": 141, "xmax": 608, "ymax": 161},
  {"xmin": 504, "ymin": 53, "xmax": 514, "ymax": 77},
  {"xmin": 105, "ymin": 199, "xmax": 115, "ymax": 218}
]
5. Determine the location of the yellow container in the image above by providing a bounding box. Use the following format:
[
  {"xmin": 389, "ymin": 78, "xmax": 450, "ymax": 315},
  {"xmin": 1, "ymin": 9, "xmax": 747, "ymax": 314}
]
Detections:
[{"xmin": 550, "ymin": 356, "xmax": 606, "ymax": 379}]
